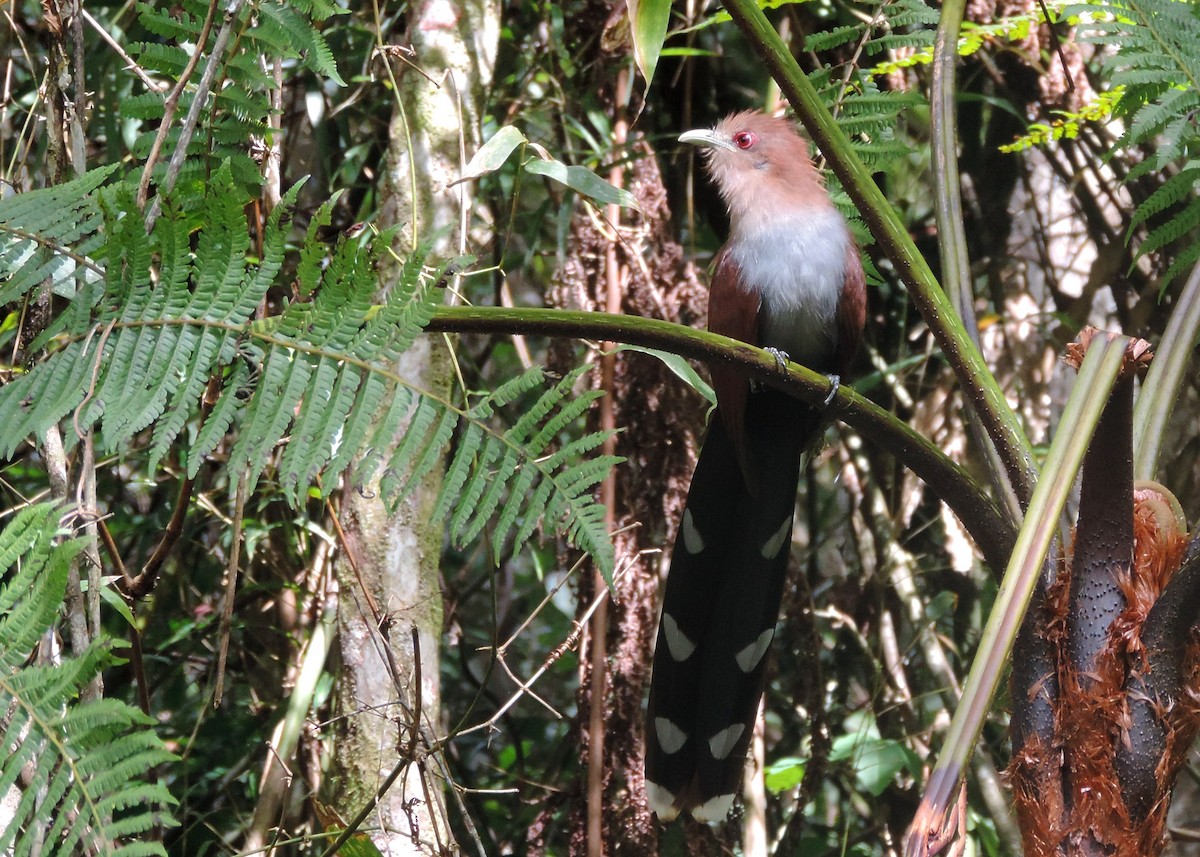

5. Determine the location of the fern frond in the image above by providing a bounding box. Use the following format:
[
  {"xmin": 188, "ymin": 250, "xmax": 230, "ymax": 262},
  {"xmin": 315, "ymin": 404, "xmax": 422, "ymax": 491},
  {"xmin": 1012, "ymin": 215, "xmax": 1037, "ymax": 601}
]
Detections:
[
  {"xmin": 447, "ymin": 427, "xmax": 505, "ymax": 545},
  {"xmin": 1067, "ymin": 0, "xmax": 1200, "ymax": 286},
  {"xmin": 1129, "ymin": 163, "xmax": 1200, "ymax": 229},
  {"xmin": 0, "ymin": 340, "xmax": 96, "ymax": 458},
  {"xmin": 135, "ymin": 0, "xmax": 204, "ymax": 40},
  {"xmin": 804, "ymin": 25, "xmax": 860, "ymax": 53},
  {"xmin": 383, "ymin": 395, "xmax": 460, "ymax": 500},
  {"xmin": 0, "ymin": 505, "xmax": 177, "ymax": 853},
  {"xmin": 0, "ymin": 506, "xmax": 78, "ymax": 671},
  {"xmin": 188, "ymin": 362, "xmax": 250, "ymax": 476},
  {"xmin": 406, "ymin": 366, "xmax": 621, "ymax": 581},
  {"xmin": 127, "ymin": 0, "xmax": 341, "ymax": 195},
  {"xmin": 252, "ymin": 2, "xmax": 346, "ymax": 85},
  {"xmin": 128, "ymin": 41, "xmax": 190, "ymax": 76},
  {"xmin": 284, "ymin": 0, "xmax": 347, "ymax": 22},
  {"xmin": 1159, "ymin": 238, "xmax": 1200, "ymax": 286},
  {"xmin": 0, "ymin": 166, "xmax": 114, "ymax": 304},
  {"xmin": 0, "ymin": 171, "xmax": 622, "ymax": 579},
  {"xmin": 1136, "ymin": 196, "xmax": 1200, "ymax": 258}
]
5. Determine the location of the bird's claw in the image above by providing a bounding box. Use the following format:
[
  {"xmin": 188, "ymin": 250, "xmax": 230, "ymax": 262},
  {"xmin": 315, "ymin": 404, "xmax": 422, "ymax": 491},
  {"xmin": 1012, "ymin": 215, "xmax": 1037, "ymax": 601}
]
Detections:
[
  {"xmin": 823, "ymin": 374, "xmax": 841, "ymax": 407},
  {"xmin": 764, "ymin": 347, "xmax": 790, "ymax": 372}
]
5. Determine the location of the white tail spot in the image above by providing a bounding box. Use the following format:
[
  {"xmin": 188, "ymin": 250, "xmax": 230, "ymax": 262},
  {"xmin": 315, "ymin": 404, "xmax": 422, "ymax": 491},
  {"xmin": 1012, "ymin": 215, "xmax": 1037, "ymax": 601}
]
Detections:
[
  {"xmin": 692, "ymin": 792, "xmax": 736, "ymax": 823},
  {"xmin": 735, "ymin": 628, "xmax": 774, "ymax": 673},
  {"xmin": 760, "ymin": 515, "xmax": 792, "ymax": 559},
  {"xmin": 682, "ymin": 509, "xmax": 705, "ymax": 554},
  {"xmin": 707, "ymin": 723, "xmax": 745, "ymax": 760},
  {"xmin": 655, "ymin": 717, "xmax": 688, "ymax": 754},
  {"xmin": 662, "ymin": 613, "xmax": 697, "ymax": 661},
  {"xmin": 645, "ymin": 781, "xmax": 681, "ymax": 820}
]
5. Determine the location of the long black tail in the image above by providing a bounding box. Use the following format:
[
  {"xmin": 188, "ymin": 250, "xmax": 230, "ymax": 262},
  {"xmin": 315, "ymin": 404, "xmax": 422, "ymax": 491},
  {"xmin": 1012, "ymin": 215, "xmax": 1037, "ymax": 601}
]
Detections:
[{"xmin": 645, "ymin": 389, "xmax": 816, "ymax": 821}]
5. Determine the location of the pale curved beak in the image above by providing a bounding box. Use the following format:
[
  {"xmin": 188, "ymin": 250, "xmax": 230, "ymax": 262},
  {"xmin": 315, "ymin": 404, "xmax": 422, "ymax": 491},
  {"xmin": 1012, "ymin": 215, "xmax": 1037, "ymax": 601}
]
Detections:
[{"xmin": 679, "ymin": 128, "xmax": 735, "ymax": 151}]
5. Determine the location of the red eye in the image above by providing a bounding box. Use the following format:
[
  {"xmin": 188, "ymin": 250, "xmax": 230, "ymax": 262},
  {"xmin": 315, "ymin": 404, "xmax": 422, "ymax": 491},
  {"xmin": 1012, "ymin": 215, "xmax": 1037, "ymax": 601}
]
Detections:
[{"xmin": 733, "ymin": 131, "xmax": 757, "ymax": 149}]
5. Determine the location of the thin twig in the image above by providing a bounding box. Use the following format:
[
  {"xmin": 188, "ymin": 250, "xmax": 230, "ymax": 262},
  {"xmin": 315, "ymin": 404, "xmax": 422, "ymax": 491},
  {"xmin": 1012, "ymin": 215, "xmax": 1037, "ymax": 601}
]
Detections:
[
  {"xmin": 451, "ymin": 563, "xmax": 629, "ymax": 740},
  {"xmin": 136, "ymin": 0, "xmax": 220, "ymax": 210},
  {"xmin": 214, "ymin": 472, "xmax": 249, "ymax": 707},
  {"xmin": 81, "ymin": 9, "xmax": 160, "ymax": 92},
  {"xmin": 1037, "ymin": 0, "xmax": 1076, "ymax": 92},
  {"xmin": 143, "ymin": 0, "xmax": 247, "ymax": 229}
]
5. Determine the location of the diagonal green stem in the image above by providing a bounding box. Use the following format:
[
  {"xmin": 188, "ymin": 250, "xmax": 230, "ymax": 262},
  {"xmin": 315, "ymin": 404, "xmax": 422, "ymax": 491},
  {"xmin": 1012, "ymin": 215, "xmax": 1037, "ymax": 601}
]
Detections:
[{"xmin": 1133, "ymin": 259, "xmax": 1200, "ymax": 481}]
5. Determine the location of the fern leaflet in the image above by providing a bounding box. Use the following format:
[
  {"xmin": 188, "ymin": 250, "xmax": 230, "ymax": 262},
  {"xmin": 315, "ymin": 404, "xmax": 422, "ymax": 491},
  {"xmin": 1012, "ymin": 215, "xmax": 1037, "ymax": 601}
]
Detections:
[{"xmin": 0, "ymin": 505, "xmax": 178, "ymax": 854}]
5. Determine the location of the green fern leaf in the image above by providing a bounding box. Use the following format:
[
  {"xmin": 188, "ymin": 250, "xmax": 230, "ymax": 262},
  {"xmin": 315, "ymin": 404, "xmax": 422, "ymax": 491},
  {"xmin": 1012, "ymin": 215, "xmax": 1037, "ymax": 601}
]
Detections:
[
  {"xmin": 1065, "ymin": 0, "xmax": 1200, "ymax": 287},
  {"xmin": 277, "ymin": 355, "xmax": 361, "ymax": 502},
  {"xmin": 0, "ymin": 506, "xmax": 178, "ymax": 852},
  {"xmin": 1159, "ymin": 240, "xmax": 1200, "ymax": 287},
  {"xmin": 509, "ymin": 476, "xmax": 556, "ymax": 557},
  {"xmin": 396, "ymin": 365, "xmax": 620, "ymax": 580},
  {"xmin": 136, "ymin": 0, "xmax": 204, "ymax": 40},
  {"xmin": 433, "ymin": 422, "xmax": 485, "ymax": 523},
  {"xmin": 230, "ymin": 344, "xmax": 316, "ymax": 488},
  {"xmin": 805, "ymin": 25, "xmax": 861, "ymax": 52},
  {"xmin": 0, "ymin": 506, "xmax": 77, "ymax": 671},
  {"xmin": 1137, "ymin": 196, "xmax": 1200, "ymax": 257},
  {"xmin": 0, "ymin": 166, "xmax": 114, "ymax": 303},
  {"xmin": 493, "ymin": 461, "xmax": 543, "ymax": 556},
  {"xmin": 187, "ymin": 362, "xmax": 250, "ymax": 477},
  {"xmin": 342, "ymin": 384, "xmax": 412, "ymax": 487},
  {"xmin": 1130, "ymin": 164, "xmax": 1200, "ymax": 229},
  {"xmin": 0, "ymin": 341, "xmax": 93, "ymax": 457},
  {"xmin": 252, "ymin": 2, "xmax": 346, "ymax": 85},
  {"xmin": 148, "ymin": 328, "xmax": 235, "ymax": 471},
  {"xmin": 447, "ymin": 432, "xmax": 505, "ymax": 544},
  {"xmin": 284, "ymin": 0, "xmax": 347, "ymax": 21},
  {"xmin": 387, "ymin": 398, "xmax": 459, "ymax": 500},
  {"xmin": 129, "ymin": 41, "xmax": 191, "ymax": 77},
  {"xmin": 459, "ymin": 448, "xmax": 521, "ymax": 549},
  {"xmin": 322, "ymin": 374, "xmax": 402, "ymax": 487}
]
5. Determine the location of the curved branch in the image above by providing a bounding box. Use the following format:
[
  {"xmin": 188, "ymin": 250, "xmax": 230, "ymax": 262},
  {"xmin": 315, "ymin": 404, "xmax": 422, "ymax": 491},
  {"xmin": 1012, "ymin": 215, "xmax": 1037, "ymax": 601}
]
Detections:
[{"xmin": 427, "ymin": 305, "xmax": 1015, "ymax": 571}]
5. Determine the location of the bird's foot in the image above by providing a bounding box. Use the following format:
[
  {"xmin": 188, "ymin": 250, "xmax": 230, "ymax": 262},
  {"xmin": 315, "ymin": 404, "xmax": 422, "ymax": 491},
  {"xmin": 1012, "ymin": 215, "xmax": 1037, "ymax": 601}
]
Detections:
[
  {"xmin": 764, "ymin": 347, "xmax": 790, "ymax": 372},
  {"xmin": 823, "ymin": 374, "xmax": 841, "ymax": 407}
]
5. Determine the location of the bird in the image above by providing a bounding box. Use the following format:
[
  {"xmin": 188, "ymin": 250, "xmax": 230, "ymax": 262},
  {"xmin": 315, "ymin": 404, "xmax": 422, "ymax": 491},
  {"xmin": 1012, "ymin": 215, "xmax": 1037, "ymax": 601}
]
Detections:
[{"xmin": 645, "ymin": 110, "xmax": 866, "ymax": 822}]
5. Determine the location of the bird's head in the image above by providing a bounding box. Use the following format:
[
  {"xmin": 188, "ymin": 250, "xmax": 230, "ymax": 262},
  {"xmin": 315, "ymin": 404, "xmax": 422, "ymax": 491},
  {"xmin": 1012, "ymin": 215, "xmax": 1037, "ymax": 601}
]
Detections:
[{"xmin": 679, "ymin": 110, "xmax": 828, "ymax": 230}]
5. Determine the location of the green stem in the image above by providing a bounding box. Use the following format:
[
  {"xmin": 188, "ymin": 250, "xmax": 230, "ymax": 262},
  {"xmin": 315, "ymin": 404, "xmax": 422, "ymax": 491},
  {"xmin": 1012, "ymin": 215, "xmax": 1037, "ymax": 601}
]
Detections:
[
  {"xmin": 1133, "ymin": 260, "xmax": 1200, "ymax": 481},
  {"xmin": 931, "ymin": 0, "xmax": 1021, "ymax": 521},
  {"xmin": 428, "ymin": 304, "xmax": 1015, "ymax": 570}
]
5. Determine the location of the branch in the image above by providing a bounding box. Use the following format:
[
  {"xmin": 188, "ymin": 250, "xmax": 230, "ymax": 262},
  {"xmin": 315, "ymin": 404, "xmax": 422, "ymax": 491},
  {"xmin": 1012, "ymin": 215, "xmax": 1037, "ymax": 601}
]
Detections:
[{"xmin": 426, "ymin": 305, "xmax": 1015, "ymax": 571}]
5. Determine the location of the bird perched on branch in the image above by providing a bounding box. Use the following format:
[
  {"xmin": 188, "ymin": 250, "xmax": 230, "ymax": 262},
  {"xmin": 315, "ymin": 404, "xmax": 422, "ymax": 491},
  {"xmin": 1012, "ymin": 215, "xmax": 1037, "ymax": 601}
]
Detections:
[{"xmin": 645, "ymin": 110, "xmax": 866, "ymax": 822}]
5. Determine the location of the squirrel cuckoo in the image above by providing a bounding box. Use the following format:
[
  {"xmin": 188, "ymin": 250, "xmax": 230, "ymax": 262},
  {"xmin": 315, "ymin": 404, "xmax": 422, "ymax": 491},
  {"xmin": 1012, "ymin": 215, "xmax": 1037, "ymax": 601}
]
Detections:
[{"xmin": 645, "ymin": 111, "xmax": 866, "ymax": 822}]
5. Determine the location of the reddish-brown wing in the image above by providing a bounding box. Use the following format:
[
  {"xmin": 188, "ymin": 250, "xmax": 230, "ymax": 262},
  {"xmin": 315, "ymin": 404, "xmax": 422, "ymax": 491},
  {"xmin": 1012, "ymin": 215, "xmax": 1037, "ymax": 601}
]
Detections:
[
  {"xmin": 707, "ymin": 244, "xmax": 760, "ymax": 474},
  {"xmin": 835, "ymin": 240, "xmax": 867, "ymax": 377}
]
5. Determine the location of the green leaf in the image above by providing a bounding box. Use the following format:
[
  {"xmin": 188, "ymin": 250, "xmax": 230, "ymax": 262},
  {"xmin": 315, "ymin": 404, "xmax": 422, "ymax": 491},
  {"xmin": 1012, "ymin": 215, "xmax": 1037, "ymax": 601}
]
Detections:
[
  {"xmin": 459, "ymin": 125, "xmax": 528, "ymax": 183},
  {"xmin": 524, "ymin": 158, "xmax": 639, "ymax": 210},
  {"xmin": 628, "ymin": 0, "xmax": 672, "ymax": 86},
  {"xmin": 0, "ymin": 504, "xmax": 178, "ymax": 852},
  {"xmin": 100, "ymin": 583, "xmax": 137, "ymax": 628},
  {"xmin": 619, "ymin": 344, "xmax": 715, "ymax": 404},
  {"xmin": 830, "ymin": 732, "xmax": 918, "ymax": 796},
  {"xmin": 764, "ymin": 755, "xmax": 807, "ymax": 792}
]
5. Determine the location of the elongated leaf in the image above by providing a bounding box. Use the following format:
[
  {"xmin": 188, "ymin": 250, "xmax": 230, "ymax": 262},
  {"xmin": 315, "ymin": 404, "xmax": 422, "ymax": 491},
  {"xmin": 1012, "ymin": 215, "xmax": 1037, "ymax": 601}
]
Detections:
[{"xmin": 524, "ymin": 158, "xmax": 639, "ymax": 210}]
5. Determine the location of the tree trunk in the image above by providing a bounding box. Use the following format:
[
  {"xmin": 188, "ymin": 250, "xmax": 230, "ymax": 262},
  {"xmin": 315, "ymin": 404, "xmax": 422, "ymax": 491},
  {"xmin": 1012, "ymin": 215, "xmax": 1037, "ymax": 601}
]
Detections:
[{"xmin": 328, "ymin": 0, "xmax": 499, "ymax": 852}]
